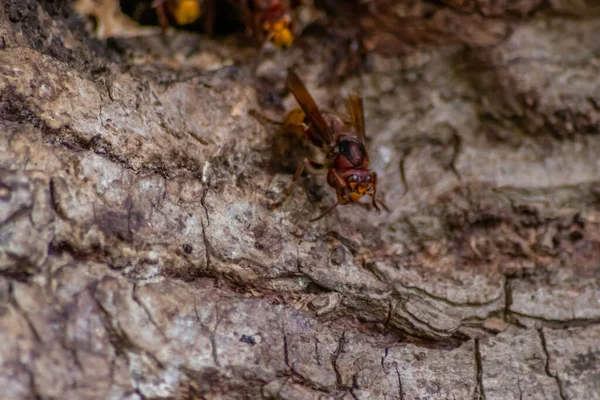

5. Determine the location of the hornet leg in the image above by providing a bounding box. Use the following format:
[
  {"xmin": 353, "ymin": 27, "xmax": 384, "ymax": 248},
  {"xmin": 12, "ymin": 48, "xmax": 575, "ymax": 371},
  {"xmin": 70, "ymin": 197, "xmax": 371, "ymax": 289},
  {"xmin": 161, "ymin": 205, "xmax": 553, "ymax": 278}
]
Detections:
[{"xmin": 268, "ymin": 158, "xmax": 322, "ymax": 209}]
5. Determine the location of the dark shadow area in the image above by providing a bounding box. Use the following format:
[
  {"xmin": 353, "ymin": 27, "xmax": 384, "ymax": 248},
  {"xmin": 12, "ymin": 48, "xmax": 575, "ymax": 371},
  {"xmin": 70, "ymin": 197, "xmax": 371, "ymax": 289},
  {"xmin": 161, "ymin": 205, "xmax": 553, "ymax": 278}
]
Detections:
[{"xmin": 119, "ymin": 0, "xmax": 245, "ymax": 35}]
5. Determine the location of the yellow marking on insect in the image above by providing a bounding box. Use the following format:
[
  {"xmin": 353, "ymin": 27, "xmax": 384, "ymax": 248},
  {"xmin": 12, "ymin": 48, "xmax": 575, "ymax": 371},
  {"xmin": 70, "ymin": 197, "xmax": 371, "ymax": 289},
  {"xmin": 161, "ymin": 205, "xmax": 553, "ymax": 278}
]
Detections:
[
  {"xmin": 285, "ymin": 108, "xmax": 305, "ymax": 126},
  {"xmin": 263, "ymin": 19, "xmax": 294, "ymax": 48},
  {"xmin": 350, "ymin": 193, "xmax": 363, "ymax": 202},
  {"xmin": 349, "ymin": 182, "xmax": 367, "ymax": 202},
  {"xmin": 172, "ymin": 0, "xmax": 201, "ymax": 25},
  {"xmin": 284, "ymin": 108, "xmax": 306, "ymax": 139}
]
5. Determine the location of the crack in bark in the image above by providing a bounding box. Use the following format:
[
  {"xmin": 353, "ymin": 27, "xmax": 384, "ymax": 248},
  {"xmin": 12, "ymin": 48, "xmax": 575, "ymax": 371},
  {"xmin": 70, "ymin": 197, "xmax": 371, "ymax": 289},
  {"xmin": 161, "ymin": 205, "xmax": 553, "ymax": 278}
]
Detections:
[
  {"xmin": 448, "ymin": 130, "xmax": 462, "ymax": 181},
  {"xmin": 91, "ymin": 289, "xmax": 153, "ymax": 397},
  {"xmin": 282, "ymin": 327, "xmax": 290, "ymax": 368},
  {"xmin": 92, "ymin": 292, "xmax": 135, "ymax": 357},
  {"xmin": 211, "ymin": 303, "xmax": 221, "ymax": 368},
  {"xmin": 60, "ymin": 334, "xmax": 84, "ymax": 373},
  {"xmin": 402, "ymin": 303, "xmax": 455, "ymax": 338},
  {"xmin": 91, "ymin": 287, "xmax": 182, "ymax": 397},
  {"xmin": 399, "ymin": 149, "xmax": 410, "ymax": 195},
  {"xmin": 279, "ymin": 327, "xmax": 337, "ymax": 394},
  {"xmin": 131, "ymin": 284, "xmax": 167, "ymax": 340},
  {"xmin": 125, "ymin": 196, "xmax": 135, "ymax": 243},
  {"xmin": 9, "ymin": 282, "xmax": 41, "ymax": 342},
  {"xmin": 394, "ymin": 362, "xmax": 405, "ymax": 400},
  {"xmin": 381, "ymin": 347, "xmax": 389, "ymax": 369},
  {"xmin": 384, "ymin": 299, "xmax": 394, "ymax": 330},
  {"xmin": 49, "ymin": 177, "xmax": 68, "ymax": 220},
  {"xmin": 326, "ymin": 231, "xmax": 361, "ymax": 255},
  {"xmin": 510, "ymin": 310, "xmax": 600, "ymax": 328},
  {"xmin": 92, "ymin": 285, "xmax": 165, "ymax": 370},
  {"xmin": 192, "ymin": 299, "xmax": 223, "ymax": 373},
  {"xmin": 201, "ymin": 219, "xmax": 211, "ymax": 274},
  {"xmin": 396, "ymin": 279, "xmax": 504, "ymax": 308},
  {"xmin": 200, "ymin": 186, "xmax": 210, "ymax": 226},
  {"xmin": 474, "ymin": 339, "xmax": 486, "ymax": 400},
  {"xmin": 537, "ymin": 328, "xmax": 567, "ymax": 400},
  {"xmin": 503, "ymin": 275, "xmax": 512, "ymax": 321},
  {"xmin": 314, "ymin": 336, "xmax": 321, "ymax": 366},
  {"xmin": 193, "ymin": 300, "xmax": 201, "ymax": 323},
  {"xmin": 0, "ymin": 206, "xmax": 33, "ymax": 230},
  {"xmin": 108, "ymin": 358, "xmax": 116, "ymax": 386},
  {"xmin": 389, "ymin": 307, "xmax": 442, "ymax": 340},
  {"xmin": 331, "ymin": 331, "xmax": 347, "ymax": 390},
  {"xmin": 21, "ymin": 362, "xmax": 42, "ymax": 400},
  {"xmin": 134, "ymin": 388, "xmax": 147, "ymax": 400}
]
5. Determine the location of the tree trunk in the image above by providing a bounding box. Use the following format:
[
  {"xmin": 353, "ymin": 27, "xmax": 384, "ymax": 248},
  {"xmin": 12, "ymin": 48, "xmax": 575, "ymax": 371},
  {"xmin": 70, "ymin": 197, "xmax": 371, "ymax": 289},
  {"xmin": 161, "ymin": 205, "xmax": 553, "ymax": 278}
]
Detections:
[{"xmin": 1, "ymin": 0, "xmax": 599, "ymax": 399}]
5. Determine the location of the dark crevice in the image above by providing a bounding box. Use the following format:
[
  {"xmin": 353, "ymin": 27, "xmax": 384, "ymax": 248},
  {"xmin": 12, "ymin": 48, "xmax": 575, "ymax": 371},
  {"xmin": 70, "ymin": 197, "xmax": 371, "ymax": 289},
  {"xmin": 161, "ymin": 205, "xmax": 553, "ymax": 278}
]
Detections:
[
  {"xmin": 201, "ymin": 219, "xmax": 211, "ymax": 274},
  {"xmin": 537, "ymin": 328, "xmax": 567, "ymax": 400},
  {"xmin": 0, "ymin": 206, "xmax": 33, "ymax": 231},
  {"xmin": 474, "ymin": 339, "xmax": 486, "ymax": 400},
  {"xmin": 21, "ymin": 363, "xmax": 42, "ymax": 400},
  {"xmin": 119, "ymin": 0, "xmax": 244, "ymax": 35},
  {"xmin": 402, "ymin": 305, "xmax": 458, "ymax": 339},
  {"xmin": 331, "ymin": 331, "xmax": 347, "ymax": 390},
  {"xmin": 92, "ymin": 290, "xmax": 135, "ymax": 357},
  {"xmin": 398, "ymin": 150, "xmax": 410, "ymax": 195},
  {"xmin": 326, "ymin": 231, "xmax": 361, "ymax": 255},
  {"xmin": 131, "ymin": 284, "xmax": 167, "ymax": 340},
  {"xmin": 394, "ymin": 362, "xmax": 405, "ymax": 400},
  {"xmin": 134, "ymin": 388, "xmax": 147, "ymax": 400},
  {"xmin": 9, "ymin": 282, "xmax": 41, "ymax": 342},
  {"xmin": 92, "ymin": 284, "xmax": 165, "ymax": 371},
  {"xmin": 385, "ymin": 309, "xmax": 467, "ymax": 350},
  {"xmin": 503, "ymin": 275, "xmax": 512, "ymax": 320},
  {"xmin": 509, "ymin": 310, "xmax": 600, "ymax": 329},
  {"xmin": 449, "ymin": 131, "xmax": 462, "ymax": 181},
  {"xmin": 381, "ymin": 347, "xmax": 389, "ymax": 369},
  {"xmin": 282, "ymin": 327, "xmax": 290, "ymax": 368},
  {"xmin": 0, "ymin": 260, "xmax": 36, "ymax": 283},
  {"xmin": 314, "ymin": 336, "xmax": 322, "ymax": 366},
  {"xmin": 397, "ymin": 281, "xmax": 504, "ymax": 308},
  {"xmin": 192, "ymin": 300, "xmax": 223, "ymax": 369},
  {"xmin": 211, "ymin": 303, "xmax": 221, "ymax": 368},
  {"xmin": 201, "ymin": 186, "xmax": 211, "ymax": 226},
  {"xmin": 49, "ymin": 178, "xmax": 69, "ymax": 220},
  {"xmin": 1, "ymin": 86, "xmax": 205, "ymax": 179},
  {"xmin": 125, "ymin": 196, "xmax": 135, "ymax": 243},
  {"xmin": 59, "ymin": 315, "xmax": 85, "ymax": 373},
  {"xmin": 384, "ymin": 299, "xmax": 394, "ymax": 330}
]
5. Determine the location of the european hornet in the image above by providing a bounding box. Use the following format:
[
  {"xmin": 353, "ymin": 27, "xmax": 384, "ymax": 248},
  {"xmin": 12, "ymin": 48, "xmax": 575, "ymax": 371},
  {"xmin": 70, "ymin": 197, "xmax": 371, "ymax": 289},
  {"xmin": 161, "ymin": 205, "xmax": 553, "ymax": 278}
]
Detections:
[
  {"xmin": 152, "ymin": 0, "xmax": 203, "ymax": 31},
  {"xmin": 238, "ymin": 0, "xmax": 295, "ymax": 48},
  {"xmin": 272, "ymin": 71, "xmax": 383, "ymax": 221}
]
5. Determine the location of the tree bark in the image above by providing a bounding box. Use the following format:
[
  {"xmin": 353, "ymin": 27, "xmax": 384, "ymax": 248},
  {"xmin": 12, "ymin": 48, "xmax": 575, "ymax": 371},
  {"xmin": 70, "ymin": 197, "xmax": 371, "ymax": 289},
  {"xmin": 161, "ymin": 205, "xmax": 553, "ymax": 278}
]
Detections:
[{"xmin": 1, "ymin": 0, "xmax": 599, "ymax": 399}]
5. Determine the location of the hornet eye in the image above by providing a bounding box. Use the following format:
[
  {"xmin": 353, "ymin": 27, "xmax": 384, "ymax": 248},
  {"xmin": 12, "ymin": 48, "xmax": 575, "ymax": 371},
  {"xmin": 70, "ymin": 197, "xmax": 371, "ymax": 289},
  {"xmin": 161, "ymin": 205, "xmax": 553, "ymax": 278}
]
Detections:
[{"xmin": 347, "ymin": 175, "xmax": 358, "ymax": 182}]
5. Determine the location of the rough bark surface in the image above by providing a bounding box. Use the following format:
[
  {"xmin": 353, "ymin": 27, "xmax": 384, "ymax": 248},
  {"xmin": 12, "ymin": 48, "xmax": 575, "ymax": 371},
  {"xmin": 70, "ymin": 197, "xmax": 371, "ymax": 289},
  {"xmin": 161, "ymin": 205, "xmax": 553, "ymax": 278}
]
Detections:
[{"xmin": 1, "ymin": 0, "xmax": 600, "ymax": 399}]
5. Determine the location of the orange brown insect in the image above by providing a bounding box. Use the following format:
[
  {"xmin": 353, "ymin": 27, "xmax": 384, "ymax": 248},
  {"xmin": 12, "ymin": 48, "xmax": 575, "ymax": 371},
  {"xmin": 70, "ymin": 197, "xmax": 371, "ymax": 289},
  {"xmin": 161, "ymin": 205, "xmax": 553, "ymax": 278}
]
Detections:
[
  {"xmin": 236, "ymin": 0, "xmax": 295, "ymax": 48},
  {"xmin": 273, "ymin": 71, "xmax": 383, "ymax": 221}
]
